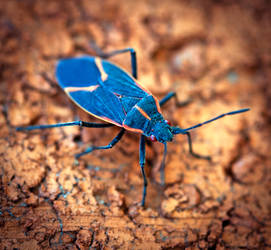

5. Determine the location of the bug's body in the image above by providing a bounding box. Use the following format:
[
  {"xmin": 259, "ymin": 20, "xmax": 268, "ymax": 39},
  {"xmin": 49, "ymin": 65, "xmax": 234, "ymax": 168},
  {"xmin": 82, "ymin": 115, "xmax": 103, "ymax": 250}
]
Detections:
[
  {"xmin": 57, "ymin": 56, "xmax": 173, "ymax": 143},
  {"xmin": 17, "ymin": 48, "xmax": 249, "ymax": 206}
]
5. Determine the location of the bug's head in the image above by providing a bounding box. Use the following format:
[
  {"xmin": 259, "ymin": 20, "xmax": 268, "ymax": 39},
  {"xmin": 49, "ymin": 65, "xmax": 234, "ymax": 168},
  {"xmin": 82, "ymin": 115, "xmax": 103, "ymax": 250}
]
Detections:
[{"xmin": 149, "ymin": 120, "xmax": 173, "ymax": 143}]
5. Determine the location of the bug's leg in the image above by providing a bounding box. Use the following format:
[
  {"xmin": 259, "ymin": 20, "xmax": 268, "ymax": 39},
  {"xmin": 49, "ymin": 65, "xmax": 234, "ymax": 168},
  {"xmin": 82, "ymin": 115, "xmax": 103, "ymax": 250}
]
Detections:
[
  {"xmin": 184, "ymin": 132, "xmax": 211, "ymax": 160},
  {"xmin": 94, "ymin": 46, "xmax": 137, "ymax": 79},
  {"xmin": 159, "ymin": 92, "xmax": 191, "ymax": 107},
  {"xmin": 40, "ymin": 72, "xmax": 58, "ymax": 90},
  {"xmin": 16, "ymin": 121, "xmax": 114, "ymax": 131},
  {"xmin": 159, "ymin": 143, "xmax": 168, "ymax": 185},
  {"xmin": 159, "ymin": 92, "xmax": 176, "ymax": 106},
  {"xmin": 75, "ymin": 128, "xmax": 125, "ymax": 159},
  {"xmin": 139, "ymin": 135, "xmax": 147, "ymax": 207}
]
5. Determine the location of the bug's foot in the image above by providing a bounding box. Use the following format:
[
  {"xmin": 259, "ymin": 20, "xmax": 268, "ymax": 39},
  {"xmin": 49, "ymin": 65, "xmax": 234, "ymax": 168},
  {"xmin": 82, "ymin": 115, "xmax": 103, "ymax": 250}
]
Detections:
[
  {"xmin": 73, "ymin": 158, "xmax": 80, "ymax": 166},
  {"xmin": 75, "ymin": 147, "xmax": 94, "ymax": 159},
  {"xmin": 140, "ymin": 199, "xmax": 145, "ymax": 207},
  {"xmin": 16, "ymin": 127, "xmax": 23, "ymax": 131},
  {"xmin": 160, "ymin": 170, "xmax": 165, "ymax": 186},
  {"xmin": 75, "ymin": 153, "xmax": 83, "ymax": 159},
  {"xmin": 190, "ymin": 152, "xmax": 212, "ymax": 161},
  {"xmin": 176, "ymin": 98, "xmax": 192, "ymax": 107}
]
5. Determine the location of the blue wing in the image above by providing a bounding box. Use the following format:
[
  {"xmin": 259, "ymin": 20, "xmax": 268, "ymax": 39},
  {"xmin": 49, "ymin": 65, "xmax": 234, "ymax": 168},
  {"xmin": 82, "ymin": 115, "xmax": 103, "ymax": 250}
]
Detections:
[
  {"xmin": 101, "ymin": 60, "xmax": 149, "ymax": 98},
  {"xmin": 56, "ymin": 56, "xmax": 101, "ymax": 88},
  {"xmin": 55, "ymin": 56, "xmax": 150, "ymax": 126}
]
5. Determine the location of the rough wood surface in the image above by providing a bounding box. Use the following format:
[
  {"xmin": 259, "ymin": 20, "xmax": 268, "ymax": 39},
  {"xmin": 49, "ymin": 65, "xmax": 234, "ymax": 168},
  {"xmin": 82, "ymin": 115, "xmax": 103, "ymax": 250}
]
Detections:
[{"xmin": 1, "ymin": 0, "xmax": 271, "ymax": 249}]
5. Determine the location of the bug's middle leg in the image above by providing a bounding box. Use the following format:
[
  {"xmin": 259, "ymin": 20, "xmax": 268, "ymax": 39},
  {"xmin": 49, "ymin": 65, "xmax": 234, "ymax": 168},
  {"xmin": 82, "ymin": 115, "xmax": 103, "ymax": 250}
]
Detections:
[
  {"xmin": 75, "ymin": 128, "xmax": 125, "ymax": 159},
  {"xmin": 159, "ymin": 92, "xmax": 176, "ymax": 106},
  {"xmin": 159, "ymin": 92, "xmax": 191, "ymax": 107}
]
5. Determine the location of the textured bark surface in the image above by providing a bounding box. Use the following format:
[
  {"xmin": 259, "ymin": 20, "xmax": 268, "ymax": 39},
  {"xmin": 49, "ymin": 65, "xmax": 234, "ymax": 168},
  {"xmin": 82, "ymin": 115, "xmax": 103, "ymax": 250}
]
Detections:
[{"xmin": 1, "ymin": 0, "xmax": 271, "ymax": 249}]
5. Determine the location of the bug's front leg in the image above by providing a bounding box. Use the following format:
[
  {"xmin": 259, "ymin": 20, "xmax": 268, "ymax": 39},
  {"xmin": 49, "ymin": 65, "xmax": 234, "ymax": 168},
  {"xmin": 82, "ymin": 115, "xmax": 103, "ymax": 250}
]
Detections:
[
  {"xmin": 184, "ymin": 132, "xmax": 211, "ymax": 160},
  {"xmin": 139, "ymin": 135, "xmax": 147, "ymax": 207}
]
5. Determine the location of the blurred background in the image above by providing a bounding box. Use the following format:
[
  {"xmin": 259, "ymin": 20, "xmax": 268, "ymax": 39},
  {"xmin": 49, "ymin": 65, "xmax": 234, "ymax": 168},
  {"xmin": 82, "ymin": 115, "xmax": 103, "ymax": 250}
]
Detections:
[{"xmin": 0, "ymin": 0, "xmax": 270, "ymax": 248}]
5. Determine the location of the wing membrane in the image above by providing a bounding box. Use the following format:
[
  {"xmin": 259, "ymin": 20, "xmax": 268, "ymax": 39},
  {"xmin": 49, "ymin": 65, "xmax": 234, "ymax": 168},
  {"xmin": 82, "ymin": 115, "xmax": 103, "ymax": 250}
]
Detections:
[
  {"xmin": 56, "ymin": 56, "xmax": 151, "ymax": 126},
  {"xmin": 56, "ymin": 57, "xmax": 101, "ymax": 88}
]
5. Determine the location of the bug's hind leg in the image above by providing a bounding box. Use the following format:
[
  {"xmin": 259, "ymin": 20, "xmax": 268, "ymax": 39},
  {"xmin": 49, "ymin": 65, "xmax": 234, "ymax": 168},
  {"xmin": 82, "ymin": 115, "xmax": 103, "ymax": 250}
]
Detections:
[
  {"xmin": 184, "ymin": 132, "xmax": 211, "ymax": 160},
  {"xmin": 75, "ymin": 128, "xmax": 125, "ymax": 159},
  {"xmin": 91, "ymin": 43, "xmax": 137, "ymax": 79},
  {"xmin": 16, "ymin": 121, "xmax": 114, "ymax": 131},
  {"xmin": 159, "ymin": 92, "xmax": 191, "ymax": 107}
]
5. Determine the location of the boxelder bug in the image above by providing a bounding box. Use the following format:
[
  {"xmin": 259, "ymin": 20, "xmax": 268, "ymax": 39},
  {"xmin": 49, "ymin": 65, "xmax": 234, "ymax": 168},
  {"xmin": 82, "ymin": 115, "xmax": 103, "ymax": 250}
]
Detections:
[{"xmin": 17, "ymin": 48, "xmax": 249, "ymax": 206}]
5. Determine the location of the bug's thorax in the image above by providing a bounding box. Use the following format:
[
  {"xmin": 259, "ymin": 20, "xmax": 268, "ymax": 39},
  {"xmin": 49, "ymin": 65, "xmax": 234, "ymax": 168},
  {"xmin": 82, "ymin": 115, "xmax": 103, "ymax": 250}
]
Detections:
[{"xmin": 122, "ymin": 95, "xmax": 173, "ymax": 143}]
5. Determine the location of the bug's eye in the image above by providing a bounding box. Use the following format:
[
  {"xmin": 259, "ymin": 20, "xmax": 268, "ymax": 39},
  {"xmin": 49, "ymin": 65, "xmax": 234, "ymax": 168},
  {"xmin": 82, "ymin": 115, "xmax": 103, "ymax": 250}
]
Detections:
[
  {"xmin": 150, "ymin": 135, "xmax": 157, "ymax": 142},
  {"xmin": 165, "ymin": 120, "xmax": 171, "ymax": 126}
]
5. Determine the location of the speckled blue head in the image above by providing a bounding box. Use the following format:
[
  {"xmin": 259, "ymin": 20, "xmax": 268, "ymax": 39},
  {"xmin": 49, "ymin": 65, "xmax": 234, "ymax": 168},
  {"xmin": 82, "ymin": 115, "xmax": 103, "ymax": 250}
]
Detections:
[{"xmin": 150, "ymin": 120, "xmax": 173, "ymax": 143}]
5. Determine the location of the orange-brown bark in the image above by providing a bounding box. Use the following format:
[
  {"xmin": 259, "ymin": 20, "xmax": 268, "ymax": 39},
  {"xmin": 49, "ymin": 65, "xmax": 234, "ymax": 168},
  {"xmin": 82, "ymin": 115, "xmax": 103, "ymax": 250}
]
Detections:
[{"xmin": 1, "ymin": 0, "xmax": 270, "ymax": 249}]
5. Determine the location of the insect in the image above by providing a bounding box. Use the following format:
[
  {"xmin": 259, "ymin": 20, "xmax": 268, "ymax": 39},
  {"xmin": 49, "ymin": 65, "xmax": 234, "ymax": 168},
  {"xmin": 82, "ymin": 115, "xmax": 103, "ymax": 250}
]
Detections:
[{"xmin": 17, "ymin": 48, "xmax": 249, "ymax": 206}]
